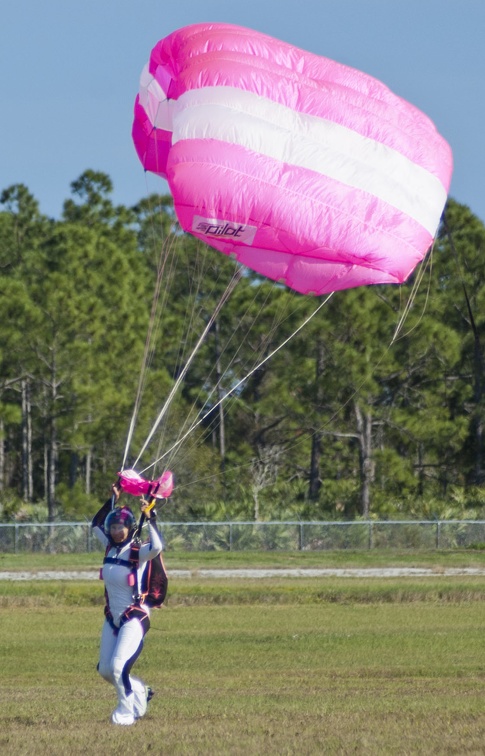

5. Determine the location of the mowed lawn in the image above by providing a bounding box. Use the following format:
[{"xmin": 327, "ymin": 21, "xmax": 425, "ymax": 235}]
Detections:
[{"xmin": 1, "ymin": 553, "xmax": 485, "ymax": 754}]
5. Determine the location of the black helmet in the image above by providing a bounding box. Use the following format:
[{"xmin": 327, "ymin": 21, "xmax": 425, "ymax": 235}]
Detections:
[{"xmin": 105, "ymin": 506, "xmax": 137, "ymax": 544}]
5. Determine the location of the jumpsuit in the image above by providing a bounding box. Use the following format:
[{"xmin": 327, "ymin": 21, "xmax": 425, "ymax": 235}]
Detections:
[{"xmin": 92, "ymin": 506, "xmax": 163, "ymax": 725}]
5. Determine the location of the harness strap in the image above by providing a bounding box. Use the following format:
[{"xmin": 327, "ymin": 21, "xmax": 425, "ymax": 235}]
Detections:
[
  {"xmin": 102, "ymin": 541, "xmax": 146, "ymax": 611},
  {"xmin": 129, "ymin": 541, "xmax": 141, "ymax": 566},
  {"xmin": 104, "ymin": 604, "xmax": 150, "ymax": 636},
  {"xmin": 103, "ymin": 556, "xmax": 133, "ymax": 568},
  {"xmin": 128, "ymin": 541, "xmax": 143, "ymax": 604}
]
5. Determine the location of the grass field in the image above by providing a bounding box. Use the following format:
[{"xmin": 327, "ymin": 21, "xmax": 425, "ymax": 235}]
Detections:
[
  {"xmin": 1, "ymin": 550, "xmax": 485, "ymax": 754},
  {"xmin": 4, "ymin": 547, "xmax": 485, "ymax": 572}
]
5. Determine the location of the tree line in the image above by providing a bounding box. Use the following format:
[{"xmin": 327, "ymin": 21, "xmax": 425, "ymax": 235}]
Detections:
[{"xmin": 0, "ymin": 170, "xmax": 484, "ymax": 522}]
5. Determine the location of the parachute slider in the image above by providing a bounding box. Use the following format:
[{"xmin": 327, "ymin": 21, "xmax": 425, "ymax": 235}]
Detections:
[
  {"xmin": 117, "ymin": 469, "xmax": 174, "ymax": 500},
  {"xmin": 118, "ymin": 469, "xmax": 174, "ymax": 541}
]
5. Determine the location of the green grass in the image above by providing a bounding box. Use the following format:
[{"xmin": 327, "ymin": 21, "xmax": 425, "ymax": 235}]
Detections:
[
  {"xmin": 2, "ymin": 553, "xmax": 485, "ymax": 754},
  {"xmin": 1, "ymin": 600, "xmax": 485, "ymax": 754},
  {"xmin": 3, "ymin": 547, "xmax": 485, "ymax": 572},
  {"xmin": 3, "ymin": 575, "xmax": 485, "ymax": 609}
]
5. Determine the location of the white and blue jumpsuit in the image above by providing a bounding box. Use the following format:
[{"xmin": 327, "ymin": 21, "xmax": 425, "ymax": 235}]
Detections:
[{"xmin": 92, "ymin": 501, "xmax": 163, "ymax": 725}]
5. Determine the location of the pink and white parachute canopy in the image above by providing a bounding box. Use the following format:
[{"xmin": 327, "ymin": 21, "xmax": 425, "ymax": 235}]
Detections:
[{"xmin": 133, "ymin": 23, "xmax": 453, "ymax": 296}]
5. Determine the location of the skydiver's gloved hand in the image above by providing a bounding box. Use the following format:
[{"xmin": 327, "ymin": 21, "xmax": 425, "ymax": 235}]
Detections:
[
  {"xmin": 112, "ymin": 483, "xmax": 121, "ymax": 503},
  {"xmin": 140, "ymin": 497, "xmax": 156, "ymax": 519}
]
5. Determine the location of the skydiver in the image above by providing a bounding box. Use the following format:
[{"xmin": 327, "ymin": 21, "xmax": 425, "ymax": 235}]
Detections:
[{"xmin": 91, "ymin": 483, "xmax": 162, "ymax": 725}]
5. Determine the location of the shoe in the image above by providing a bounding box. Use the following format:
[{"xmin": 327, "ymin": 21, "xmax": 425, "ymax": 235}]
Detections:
[
  {"xmin": 135, "ymin": 686, "xmax": 154, "ymax": 720},
  {"xmin": 111, "ymin": 710, "xmax": 136, "ymax": 726}
]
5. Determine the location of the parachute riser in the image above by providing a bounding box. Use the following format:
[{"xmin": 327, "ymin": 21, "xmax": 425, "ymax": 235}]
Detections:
[{"xmin": 134, "ymin": 480, "xmax": 163, "ymax": 539}]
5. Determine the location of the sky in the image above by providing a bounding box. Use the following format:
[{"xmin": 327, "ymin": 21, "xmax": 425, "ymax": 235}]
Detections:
[{"xmin": 2, "ymin": 0, "xmax": 484, "ymax": 222}]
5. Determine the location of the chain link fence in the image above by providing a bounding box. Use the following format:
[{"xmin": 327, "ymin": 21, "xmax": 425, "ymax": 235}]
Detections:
[{"xmin": 1, "ymin": 520, "xmax": 485, "ymax": 553}]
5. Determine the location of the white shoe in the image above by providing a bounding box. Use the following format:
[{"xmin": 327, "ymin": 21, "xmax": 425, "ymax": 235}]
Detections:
[
  {"xmin": 135, "ymin": 686, "xmax": 154, "ymax": 720},
  {"xmin": 111, "ymin": 710, "xmax": 136, "ymax": 726}
]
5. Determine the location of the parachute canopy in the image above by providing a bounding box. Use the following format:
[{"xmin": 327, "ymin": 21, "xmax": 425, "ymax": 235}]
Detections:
[{"xmin": 133, "ymin": 23, "xmax": 453, "ymax": 295}]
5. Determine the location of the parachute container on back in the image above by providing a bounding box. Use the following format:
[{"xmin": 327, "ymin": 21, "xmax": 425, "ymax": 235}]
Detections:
[{"xmin": 133, "ymin": 23, "xmax": 453, "ymax": 295}]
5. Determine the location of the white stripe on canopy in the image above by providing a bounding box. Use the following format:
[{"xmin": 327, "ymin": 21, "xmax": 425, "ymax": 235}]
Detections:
[{"xmin": 143, "ymin": 84, "xmax": 446, "ymax": 236}]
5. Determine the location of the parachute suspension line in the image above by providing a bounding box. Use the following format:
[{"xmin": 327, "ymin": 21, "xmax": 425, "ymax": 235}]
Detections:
[
  {"xmin": 280, "ymin": 261, "xmax": 437, "ymax": 467},
  {"xmin": 121, "ymin": 231, "xmax": 179, "ymax": 470},
  {"xmin": 159, "ymin": 237, "xmax": 443, "ymax": 493},
  {"xmin": 151, "ymin": 278, "xmax": 270, "ymax": 472},
  {"xmin": 173, "ymin": 248, "xmax": 236, "ymax": 380},
  {"xmin": 163, "ymin": 281, "xmax": 301, "ymax": 471},
  {"xmin": 133, "ymin": 267, "xmax": 242, "ymax": 467},
  {"xmin": 153, "ymin": 280, "xmax": 316, "ymax": 478},
  {"xmin": 122, "ymin": 192, "xmax": 234, "ymax": 474},
  {"xmin": 146, "ymin": 247, "xmax": 248, "ymax": 475},
  {"xmin": 390, "ymin": 239, "xmax": 436, "ymax": 345},
  {"xmin": 152, "ymin": 291, "xmax": 333, "ymax": 481},
  {"xmin": 321, "ymin": 258, "xmax": 433, "ymax": 439},
  {"xmin": 123, "ymin": 205, "xmax": 233, "ymax": 471},
  {"xmin": 141, "ymin": 292, "xmax": 334, "ymax": 474},
  {"xmin": 186, "ymin": 287, "xmax": 307, "ymax": 468},
  {"xmin": 149, "ymin": 260, "xmax": 242, "ymax": 477},
  {"xmin": 158, "ymin": 261, "xmax": 434, "ymax": 494}
]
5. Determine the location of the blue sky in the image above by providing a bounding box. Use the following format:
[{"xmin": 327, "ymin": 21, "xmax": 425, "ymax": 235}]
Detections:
[{"xmin": 2, "ymin": 0, "xmax": 484, "ymax": 222}]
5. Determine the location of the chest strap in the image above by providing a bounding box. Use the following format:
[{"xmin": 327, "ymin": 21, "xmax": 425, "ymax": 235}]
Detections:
[{"xmin": 103, "ymin": 556, "xmax": 134, "ymax": 568}]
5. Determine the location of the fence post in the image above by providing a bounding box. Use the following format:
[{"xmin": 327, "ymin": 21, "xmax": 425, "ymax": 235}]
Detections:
[
  {"xmin": 368, "ymin": 521, "xmax": 373, "ymax": 550},
  {"xmin": 436, "ymin": 521, "xmax": 441, "ymax": 549},
  {"xmin": 299, "ymin": 523, "xmax": 304, "ymax": 551},
  {"xmin": 48, "ymin": 523, "xmax": 54, "ymax": 554},
  {"xmin": 229, "ymin": 523, "xmax": 233, "ymax": 552},
  {"xmin": 15, "ymin": 524, "xmax": 19, "ymax": 554}
]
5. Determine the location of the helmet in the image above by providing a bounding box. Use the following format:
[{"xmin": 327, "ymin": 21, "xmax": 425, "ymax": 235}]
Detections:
[{"xmin": 104, "ymin": 506, "xmax": 137, "ymax": 543}]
